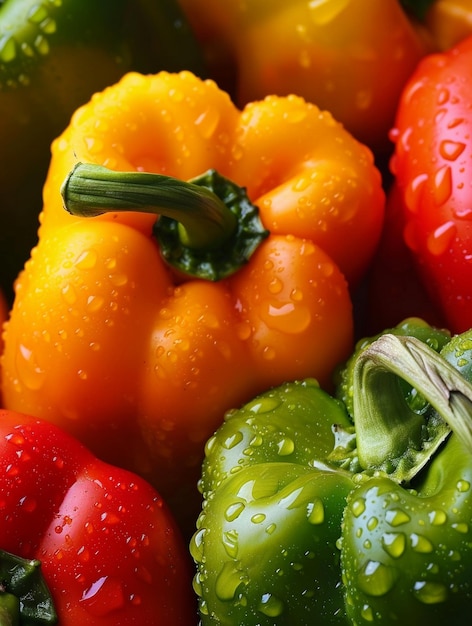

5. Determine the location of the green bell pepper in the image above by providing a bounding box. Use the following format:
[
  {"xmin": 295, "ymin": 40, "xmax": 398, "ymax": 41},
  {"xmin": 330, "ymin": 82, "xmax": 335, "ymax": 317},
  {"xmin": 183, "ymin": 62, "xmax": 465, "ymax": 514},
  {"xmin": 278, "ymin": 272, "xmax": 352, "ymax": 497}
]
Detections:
[
  {"xmin": 190, "ymin": 320, "xmax": 472, "ymax": 624},
  {"xmin": 0, "ymin": 0, "xmax": 205, "ymax": 300}
]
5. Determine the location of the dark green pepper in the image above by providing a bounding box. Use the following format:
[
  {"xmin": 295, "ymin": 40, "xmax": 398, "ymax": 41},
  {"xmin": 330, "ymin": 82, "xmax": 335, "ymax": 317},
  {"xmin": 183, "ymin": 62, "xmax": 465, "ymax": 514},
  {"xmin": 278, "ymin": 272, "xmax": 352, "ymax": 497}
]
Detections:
[
  {"xmin": 0, "ymin": 0, "xmax": 205, "ymax": 300},
  {"xmin": 190, "ymin": 323, "xmax": 472, "ymax": 624}
]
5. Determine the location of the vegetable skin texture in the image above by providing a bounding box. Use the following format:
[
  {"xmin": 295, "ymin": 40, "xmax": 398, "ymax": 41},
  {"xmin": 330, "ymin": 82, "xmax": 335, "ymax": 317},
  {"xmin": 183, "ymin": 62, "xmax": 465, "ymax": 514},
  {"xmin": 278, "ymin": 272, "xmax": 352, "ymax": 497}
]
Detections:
[{"xmin": 0, "ymin": 409, "xmax": 197, "ymax": 625}]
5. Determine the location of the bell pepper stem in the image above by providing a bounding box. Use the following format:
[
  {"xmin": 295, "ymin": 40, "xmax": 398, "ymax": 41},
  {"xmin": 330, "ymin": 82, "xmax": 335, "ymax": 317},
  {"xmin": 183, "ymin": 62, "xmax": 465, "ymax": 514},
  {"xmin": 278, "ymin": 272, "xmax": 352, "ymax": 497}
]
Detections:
[
  {"xmin": 61, "ymin": 162, "xmax": 237, "ymax": 250},
  {"xmin": 353, "ymin": 334, "xmax": 472, "ymax": 481},
  {"xmin": 61, "ymin": 162, "xmax": 269, "ymax": 281}
]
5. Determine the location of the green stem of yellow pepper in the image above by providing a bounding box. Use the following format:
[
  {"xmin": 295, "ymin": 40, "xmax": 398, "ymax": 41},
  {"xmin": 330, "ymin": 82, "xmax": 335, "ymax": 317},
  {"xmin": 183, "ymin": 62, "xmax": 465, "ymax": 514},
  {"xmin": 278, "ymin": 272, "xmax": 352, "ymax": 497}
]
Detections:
[{"xmin": 61, "ymin": 162, "xmax": 269, "ymax": 280}]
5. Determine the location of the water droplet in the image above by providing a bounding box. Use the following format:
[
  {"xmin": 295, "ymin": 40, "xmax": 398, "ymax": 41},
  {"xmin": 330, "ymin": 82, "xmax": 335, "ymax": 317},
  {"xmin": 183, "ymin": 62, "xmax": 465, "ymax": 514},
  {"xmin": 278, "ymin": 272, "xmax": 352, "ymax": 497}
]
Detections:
[
  {"xmin": 268, "ymin": 277, "xmax": 283, "ymax": 295},
  {"xmin": 410, "ymin": 533, "xmax": 434, "ymax": 553},
  {"xmin": 251, "ymin": 513, "xmax": 266, "ymax": 524},
  {"xmin": 19, "ymin": 496, "xmax": 37, "ymax": 513},
  {"xmin": 433, "ymin": 165, "xmax": 452, "ymax": 205},
  {"xmin": 357, "ymin": 560, "xmax": 398, "ymax": 596},
  {"xmin": 34, "ymin": 35, "xmax": 49, "ymax": 55},
  {"xmin": 215, "ymin": 562, "xmax": 244, "ymax": 602},
  {"xmin": 195, "ymin": 108, "xmax": 221, "ymax": 139},
  {"xmin": 75, "ymin": 249, "xmax": 98, "ymax": 270},
  {"xmin": 293, "ymin": 176, "xmax": 311, "ymax": 192},
  {"xmin": 5, "ymin": 432, "xmax": 26, "ymax": 446},
  {"xmin": 360, "ymin": 604, "xmax": 374, "ymax": 621},
  {"xmin": 452, "ymin": 522, "xmax": 468, "ymax": 534},
  {"xmin": 28, "ymin": 4, "xmax": 49, "ymax": 23},
  {"xmin": 259, "ymin": 300, "xmax": 311, "ymax": 333},
  {"xmin": 413, "ymin": 580, "xmax": 448, "ymax": 604},
  {"xmin": 258, "ymin": 592, "xmax": 284, "ymax": 617},
  {"xmin": 351, "ymin": 498, "xmax": 366, "ymax": 518},
  {"xmin": 262, "ymin": 346, "xmax": 276, "ymax": 361},
  {"xmin": 405, "ymin": 174, "xmax": 428, "ymax": 214},
  {"xmin": 381, "ymin": 532, "xmax": 406, "ymax": 558},
  {"xmin": 109, "ymin": 273, "xmax": 128, "ymax": 287},
  {"xmin": 225, "ymin": 502, "xmax": 245, "ymax": 522},
  {"xmin": 246, "ymin": 396, "xmax": 281, "ymax": 414},
  {"xmin": 429, "ymin": 510, "xmax": 447, "ymax": 525},
  {"xmin": 277, "ymin": 438, "xmax": 294, "ymax": 456},
  {"xmin": 437, "ymin": 88, "xmax": 450, "ymax": 105},
  {"xmin": 426, "ymin": 221, "xmax": 456, "ymax": 256},
  {"xmin": 448, "ymin": 117, "xmax": 464, "ymax": 129},
  {"xmin": 367, "ymin": 517, "xmax": 378, "ymax": 531},
  {"xmin": 61, "ymin": 283, "xmax": 77, "ymax": 305},
  {"xmin": 236, "ymin": 321, "xmax": 252, "ymax": 341},
  {"xmin": 223, "ymin": 431, "xmax": 244, "ymax": 449},
  {"xmin": 20, "ymin": 41, "xmax": 34, "ymax": 57},
  {"xmin": 80, "ymin": 576, "xmax": 125, "ymax": 617},
  {"xmin": 456, "ymin": 480, "xmax": 470, "ymax": 493},
  {"xmin": 439, "ymin": 140, "xmax": 466, "ymax": 161},
  {"xmin": 307, "ymin": 498, "xmax": 324, "ymax": 524},
  {"xmin": 15, "ymin": 343, "xmax": 46, "ymax": 391},
  {"xmin": 385, "ymin": 509, "xmax": 410, "ymax": 527},
  {"xmin": 222, "ymin": 530, "xmax": 239, "ymax": 558},
  {"xmin": 39, "ymin": 18, "xmax": 56, "ymax": 35},
  {"xmin": 100, "ymin": 511, "xmax": 120, "ymax": 525},
  {"xmin": 77, "ymin": 545, "xmax": 91, "ymax": 562}
]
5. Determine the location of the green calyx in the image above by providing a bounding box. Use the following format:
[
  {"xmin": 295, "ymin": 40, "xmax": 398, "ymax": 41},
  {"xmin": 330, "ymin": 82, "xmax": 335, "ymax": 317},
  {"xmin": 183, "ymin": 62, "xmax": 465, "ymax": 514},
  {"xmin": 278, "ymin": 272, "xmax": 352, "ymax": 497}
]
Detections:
[
  {"xmin": 0, "ymin": 549, "xmax": 57, "ymax": 625},
  {"xmin": 352, "ymin": 333, "xmax": 472, "ymax": 482},
  {"xmin": 61, "ymin": 162, "xmax": 269, "ymax": 280}
]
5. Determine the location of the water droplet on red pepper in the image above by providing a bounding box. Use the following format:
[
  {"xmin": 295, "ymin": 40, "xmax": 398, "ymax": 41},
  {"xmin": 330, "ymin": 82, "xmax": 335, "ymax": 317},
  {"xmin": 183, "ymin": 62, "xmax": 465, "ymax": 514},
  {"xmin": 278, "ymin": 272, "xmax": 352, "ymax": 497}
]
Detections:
[
  {"xmin": 426, "ymin": 221, "xmax": 456, "ymax": 256},
  {"xmin": 433, "ymin": 165, "xmax": 452, "ymax": 205},
  {"xmin": 80, "ymin": 576, "xmax": 125, "ymax": 617},
  {"xmin": 19, "ymin": 496, "xmax": 37, "ymax": 513},
  {"xmin": 439, "ymin": 140, "xmax": 466, "ymax": 161}
]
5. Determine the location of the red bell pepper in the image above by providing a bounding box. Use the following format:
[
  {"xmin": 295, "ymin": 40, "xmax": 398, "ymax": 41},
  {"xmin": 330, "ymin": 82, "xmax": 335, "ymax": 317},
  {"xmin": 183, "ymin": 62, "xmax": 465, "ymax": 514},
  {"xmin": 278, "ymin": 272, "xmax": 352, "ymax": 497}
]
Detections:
[
  {"xmin": 390, "ymin": 34, "xmax": 472, "ymax": 334},
  {"xmin": 0, "ymin": 410, "xmax": 196, "ymax": 625}
]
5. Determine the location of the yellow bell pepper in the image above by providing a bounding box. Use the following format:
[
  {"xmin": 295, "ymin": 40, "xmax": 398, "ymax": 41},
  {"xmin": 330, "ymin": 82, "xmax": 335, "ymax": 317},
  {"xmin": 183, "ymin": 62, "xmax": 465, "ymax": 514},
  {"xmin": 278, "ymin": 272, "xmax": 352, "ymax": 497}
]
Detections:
[{"xmin": 1, "ymin": 71, "xmax": 384, "ymax": 531}]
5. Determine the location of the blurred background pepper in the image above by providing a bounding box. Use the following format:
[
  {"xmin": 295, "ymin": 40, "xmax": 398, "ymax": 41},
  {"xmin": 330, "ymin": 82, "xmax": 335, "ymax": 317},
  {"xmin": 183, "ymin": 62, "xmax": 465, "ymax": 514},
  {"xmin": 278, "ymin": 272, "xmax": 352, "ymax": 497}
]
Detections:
[
  {"xmin": 0, "ymin": 0, "xmax": 205, "ymax": 302},
  {"xmin": 176, "ymin": 0, "xmax": 472, "ymax": 163}
]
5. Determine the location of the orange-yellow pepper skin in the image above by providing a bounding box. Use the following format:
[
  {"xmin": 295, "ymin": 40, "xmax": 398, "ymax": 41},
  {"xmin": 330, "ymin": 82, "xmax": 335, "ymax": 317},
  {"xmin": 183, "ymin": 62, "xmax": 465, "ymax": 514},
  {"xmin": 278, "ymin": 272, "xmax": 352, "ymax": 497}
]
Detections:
[
  {"xmin": 177, "ymin": 0, "xmax": 472, "ymax": 159},
  {"xmin": 177, "ymin": 0, "xmax": 428, "ymax": 158},
  {"xmin": 1, "ymin": 72, "xmax": 384, "ymax": 526}
]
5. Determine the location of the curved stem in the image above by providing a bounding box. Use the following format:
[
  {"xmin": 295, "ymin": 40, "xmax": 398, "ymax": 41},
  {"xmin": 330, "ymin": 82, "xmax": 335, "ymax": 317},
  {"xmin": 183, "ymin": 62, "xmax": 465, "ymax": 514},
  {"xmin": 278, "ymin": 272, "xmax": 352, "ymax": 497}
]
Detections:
[
  {"xmin": 353, "ymin": 334, "xmax": 472, "ymax": 482},
  {"xmin": 61, "ymin": 163, "xmax": 269, "ymax": 281},
  {"xmin": 61, "ymin": 162, "xmax": 237, "ymax": 250}
]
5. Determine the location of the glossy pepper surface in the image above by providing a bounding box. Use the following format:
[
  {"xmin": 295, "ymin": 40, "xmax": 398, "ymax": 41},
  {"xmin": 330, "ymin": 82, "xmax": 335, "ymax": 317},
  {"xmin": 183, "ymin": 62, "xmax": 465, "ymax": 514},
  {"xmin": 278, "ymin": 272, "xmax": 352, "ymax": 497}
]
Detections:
[
  {"xmin": 0, "ymin": 70, "xmax": 384, "ymax": 530},
  {"xmin": 191, "ymin": 319, "xmax": 472, "ymax": 624},
  {"xmin": 0, "ymin": 409, "xmax": 196, "ymax": 625},
  {"xmin": 0, "ymin": 0, "xmax": 205, "ymax": 301},
  {"xmin": 177, "ymin": 0, "xmax": 472, "ymax": 158},
  {"xmin": 390, "ymin": 34, "xmax": 472, "ymax": 334}
]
